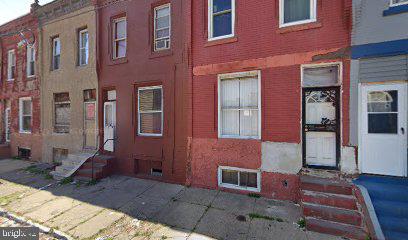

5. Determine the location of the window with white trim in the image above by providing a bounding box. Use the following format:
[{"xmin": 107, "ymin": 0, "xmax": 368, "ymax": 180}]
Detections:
[
  {"xmin": 279, "ymin": 0, "xmax": 316, "ymax": 27},
  {"xmin": 390, "ymin": 0, "xmax": 408, "ymax": 6},
  {"xmin": 218, "ymin": 167, "xmax": 260, "ymax": 192},
  {"xmin": 154, "ymin": 4, "xmax": 171, "ymax": 51},
  {"xmin": 7, "ymin": 50, "xmax": 16, "ymax": 80},
  {"xmin": 19, "ymin": 97, "xmax": 32, "ymax": 133},
  {"xmin": 26, "ymin": 45, "xmax": 35, "ymax": 77},
  {"xmin": 138, "ymin": 86, "xmax": 163, "ymax": 136},
  {"xmin": 79, "ymin": 29, "xmax": 89, "ymax": 66},
  {"xmin": 113, "ymin": 17, "xmax": 127, "ymax": 59},
  {"xmin": 52, "ymin": 37, "xmax": 61, "ymax": 70},
  {"xmin": 208, "ymin": 0, "xmax": 235, "ymax": 40},
  {"xmin": 219, "ymin": 72, "xmax": 261, "ymax": 139}
]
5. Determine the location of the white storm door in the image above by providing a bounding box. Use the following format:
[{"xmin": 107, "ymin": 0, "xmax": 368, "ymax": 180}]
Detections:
[
  {"xmin": 5, "ymin": 108, "xmax": 10, "ymax": 142},
  {"xmin": 361, "ymin": 83, "xmax": 407, "ymax": 177},
  {"xmin": 103, "ymin": 101, "xmax": 116, "ymax": 152}
]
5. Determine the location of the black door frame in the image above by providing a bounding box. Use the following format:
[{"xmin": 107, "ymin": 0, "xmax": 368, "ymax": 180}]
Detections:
[{"xmin": 302, "ymin": 86, "xmax": 341, "ymax": 170}]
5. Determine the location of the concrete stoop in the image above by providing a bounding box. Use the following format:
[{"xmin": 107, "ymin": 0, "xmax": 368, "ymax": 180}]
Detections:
[
  {"xmin": 74, "ymin": 155, "xmax": 116, "ymax": 181},
  {"xmin": 50, "ymin": 152, "xmax": 94, "ymax": 180},
  {"xmin": 300, "ymin": 175, "xmax": 368, "ymax": 240}
]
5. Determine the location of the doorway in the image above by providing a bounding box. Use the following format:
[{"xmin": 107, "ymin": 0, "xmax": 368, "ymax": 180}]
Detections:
[
  {"xmin": 103, "ymin": 90, "xmax": 116, "ymax": 152},
  {"xmin": 84, "ymin": 89, "xmax": 97, "ymax": 150},
  {"xmin": 361, "ymin": 83, "xmax": 407, "ymax": 177}
]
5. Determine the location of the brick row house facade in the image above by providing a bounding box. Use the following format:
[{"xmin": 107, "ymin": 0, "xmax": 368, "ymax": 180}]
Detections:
[
  {"xmin": 0, "ymin": 9, "xmax": 42, "ymax": 161},
  {"xmin": 1, "ymin": 0, "xmax": 407, "ymax": 238}
]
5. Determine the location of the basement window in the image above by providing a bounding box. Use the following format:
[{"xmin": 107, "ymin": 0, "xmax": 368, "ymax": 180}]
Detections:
[
  {"xmin": 151, "ymin": 168, "xmax": 163, "ymax": 177},
  {"xmin": 218, "ymin": 166, "xmax": 261, "ymax": 192},
  {"xmin": 18, "ymin": 148, "xmax": 31, "ymax": 160},
  {"xmin": 53, "ymin": 148, "xmax": 68, "ymax": 165}
]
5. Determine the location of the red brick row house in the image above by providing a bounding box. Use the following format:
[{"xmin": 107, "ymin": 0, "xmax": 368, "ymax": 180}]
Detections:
[
  {"xmin": 0, "ymin": 5, "xmax": 42, "ymax": 161},
  {"xmin": 95, "ymin": 0, "xmax": 192, "ymax": 183},
  {"xmin": 190, "ymin": 0, "xmax": 353, "ymax": 200}
]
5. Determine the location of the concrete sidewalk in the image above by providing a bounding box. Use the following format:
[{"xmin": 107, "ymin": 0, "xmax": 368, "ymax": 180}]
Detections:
[{"xmin": 0, "ymin": 159, "xmax": 341, "ymax": 240}]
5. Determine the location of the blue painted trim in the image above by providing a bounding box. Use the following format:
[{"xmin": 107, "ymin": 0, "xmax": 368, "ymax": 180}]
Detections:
[
  {"xmin": 383, "ymin": 4, "xmax": 408, "ymax": 16},
  {"xmin": 352, "ymin": 39, "xmax": 408, "ymax": 59}
]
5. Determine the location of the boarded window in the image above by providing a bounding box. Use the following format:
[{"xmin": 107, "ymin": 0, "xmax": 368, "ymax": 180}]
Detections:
[
  {"xmin": 54, "ymin": 93, "xmax": 70, "ymax": 133},
  {"xmin": 138, "ymin": 86, "xmax": 163, "ymax": 136}
]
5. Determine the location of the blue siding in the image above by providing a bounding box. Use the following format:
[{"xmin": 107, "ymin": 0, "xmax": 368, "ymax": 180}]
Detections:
[{"xmin": 352, "ymin": 39, "xmax": 408, "ymax": 59}]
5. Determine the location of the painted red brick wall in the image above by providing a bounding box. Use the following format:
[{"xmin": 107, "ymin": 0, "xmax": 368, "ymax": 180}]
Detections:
[
  {"xmin": 190, "ymin": 0, "xmax": 352, "ymax": 201},
  {"xmin": 0, "ymin": 13, "xmax": 42, "ymax": 161}
]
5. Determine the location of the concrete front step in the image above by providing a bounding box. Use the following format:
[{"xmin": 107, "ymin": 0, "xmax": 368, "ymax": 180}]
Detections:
[
  {"xmin": 301, "ymin": 190, "xmax": 357, "ymax": 210},
  {"xmin": 306, "ymin": 217, "xmax": 367, "ymax": 240},
  {"xmin": 303, "ymin": 203, "xmax": 362, "ymax": 226},
  {"xmin": 300, "ymin": 175, "xmax": 353, "ymax": 195},
  {"xmin": 81, "ymin": 162, "xmax": 105, "ymax": 170},
  {"xmin": 76, "ymin": 169, "xmax": 105, "ymax": 179}
]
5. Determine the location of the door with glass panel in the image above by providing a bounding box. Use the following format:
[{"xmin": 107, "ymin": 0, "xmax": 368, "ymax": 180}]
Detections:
[
  {"xmin": 103, "ymin": 101, "xmax": 116, "ymax": 152},
  {"xmin": 361, "ymin": 83, "xmax": 407, "ymax": 177}
]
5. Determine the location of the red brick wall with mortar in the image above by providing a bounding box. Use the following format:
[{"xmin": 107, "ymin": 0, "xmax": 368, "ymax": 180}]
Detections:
[
  {"xmin": 0, "ymin": 13, "xmax": 42, "ymax": 161},
  {"xmin": 190, "ymin": 0, "xmax": 352, "ymax": 201}
]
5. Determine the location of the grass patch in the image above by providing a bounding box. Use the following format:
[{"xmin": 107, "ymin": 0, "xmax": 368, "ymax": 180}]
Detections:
[
  {"xmin": 0, "ymin": 192, "xmax": 22, "ymax": 206},
  {"xmin": 60, "ymin": 177, "xmax": 74, "ymax": 185},
  {"xmin": 247, "ymin": 193, "xmax": 261, "ymax": 198},
  {"xmin": 44, "ymin": 173, "xmax": 53, "ymax": 180},
  {"xmin": 249, "ymin": 213, "xmax": 284, "ymax": 222},
  {"xmin": 87, "ymin": 179, "xmax": 99, "ymax": 186},
  {"xmin": 12, "ymin": 156, "xmax": 22, "ymax": 160},
  {"xmin": 297, "ymin": 218, "xmax": 306, "ymax": 228}
]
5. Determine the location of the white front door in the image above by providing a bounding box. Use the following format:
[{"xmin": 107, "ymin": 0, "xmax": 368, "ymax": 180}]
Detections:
[
  {"xmin": 361, "ymin": 83, "xmax": 407, "ymax": 177},
  {"xmin": 5, "ymin": 108, "xmax": 10, "ymax": 142},
  {"xmin": 103, "ymin": 101, "xmax": 116, "ymax": 152}
]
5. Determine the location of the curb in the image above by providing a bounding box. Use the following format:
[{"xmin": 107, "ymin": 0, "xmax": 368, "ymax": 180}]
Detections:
[{"xmin": 0, "ymin": 208, "xmax": 73, "ymax": 240}]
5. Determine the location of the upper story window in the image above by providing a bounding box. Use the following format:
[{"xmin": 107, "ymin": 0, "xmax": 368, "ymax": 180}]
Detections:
[
  {"xmin": 279, "ymin": 0, "xmax": 317, "ymax": 28},
  {"xmin": 138, "ymin": 86, "xmax": 163, "ymax": 136},
  {"xmin": 208, "ymin": 0, "xmax": 235, "ymax": 41},
  {"xmin": 79, "ymin": 29, "xmax": 89, "ymax": 66},
  {"xmin": 26, "ymin": 45, "xmax": 35, "ymax": 77},
  {"xmin": 7, "ymin": 50, "xmax": 16, "ymax": 80},
  {"xmin": 154, "ymin": 4, "xmax": 171, "ymax": 51},
  {"xmin": 390, "ymin": 0, "xmax": 408, "ymax": 6},
  {"xmin": 113, "ymin": 17, "xmax": 127, "ymax": 59},
  {"xmin": 219, "ymin": 71, "xmax": 261, "ymax": 139},
  {"xmin": 52, "ymin": 37, "xmax": 61, "ymax": 70},
  {"xmin": 19, "ymin": 97, "xmax": 32, "ymax": 133}
]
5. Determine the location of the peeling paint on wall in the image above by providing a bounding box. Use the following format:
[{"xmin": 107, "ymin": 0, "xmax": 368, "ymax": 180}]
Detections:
[{"xmin": 341, "ymin": 146, "xmax": 358, "ymax": 174}]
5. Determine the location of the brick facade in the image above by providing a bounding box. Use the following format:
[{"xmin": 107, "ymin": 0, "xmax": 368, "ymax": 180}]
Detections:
[
  {"xmin": 0, "ymin": 13, "xmax": 42, "ymax": 161},
  {"xmin": 190, "ymin": 0, "xmax": 353, "ymax": 201}
]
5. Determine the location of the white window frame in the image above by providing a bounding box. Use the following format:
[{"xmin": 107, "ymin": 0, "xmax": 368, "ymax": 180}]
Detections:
[
  {"xmin": 390, "ymin": 0, "xmax": 408, "ymax": 6},
  {"xmin": 218, "ymin": 70, "xmax": 262, "ymax": 140},
  {"xmin": 279, "ymin": 0, "xmax": 317, "ymax": 28},
  {"xmin": 19, "ymin": 97, "xmax": 32, "ymax": 134},
  {"xmin": 26, "ymin": 44, "xmax": 35, "ymax": 77},
  {"xmin": 208, "ymin": 0, "xmax": 235, "ymax": 41},
  {"xmin": 113, "ymin": 17, "xmax": 127, "ymax": 59},
  {"xmin": 79, "ymin": 29, "xmax": 89, "ymax": 66},
  {"xmin": 138, "ymin": 85, "xmax": 163, "ymax": 137},
  {"xmin": 218, "ymin": 166, "xmax": 261, "ymax": 192},
  {"xmin": 7, "ymin": 50, "xmax": 16, "ymax": 81},
  {"xmin": 52, "ymin": 37, "xmax": 61, "ymax": 70},
  {"xmin": 154, "ymin": 4, "xmax": 171, "ymax": 51}
]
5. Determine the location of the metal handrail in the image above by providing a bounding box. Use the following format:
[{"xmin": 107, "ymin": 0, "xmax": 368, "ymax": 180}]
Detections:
[{"xmin": 90, "ymin": 138, "xmax": 115, "ymax": 180}]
